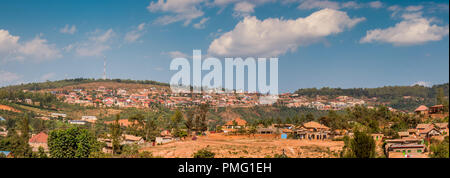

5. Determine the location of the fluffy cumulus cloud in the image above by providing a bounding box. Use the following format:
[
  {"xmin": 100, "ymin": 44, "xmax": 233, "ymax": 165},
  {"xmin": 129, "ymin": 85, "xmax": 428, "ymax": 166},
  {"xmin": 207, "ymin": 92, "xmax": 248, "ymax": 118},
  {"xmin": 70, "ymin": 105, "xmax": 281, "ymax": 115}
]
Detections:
[
  {"xmin": 74, "ymin": 29, "xmax": 115, "ymax": 57},
  {"xmin": 0, "ymin": 70, "xmax": 21, "ymax": 85},
  {"xmin": 0, "ymin": 29, "xmax": 61, "ymax": 62},
  {"xmin": 147, "ymin": 0, "xmax": 205, "ymax": 26},
  {"xmin": 360, "ymin": 13, "xmax": 449, "ymax": 46},
  {"xmin": 60, "ymin": 24, "xmax": 77, "ymax": 35},
  {"xmin": 208, "ymin": 8, "xmax": 365, "ymax": 57},
  {"xmin": 125, "ymin": 23, "xmax": 147, "ymax": 43}
]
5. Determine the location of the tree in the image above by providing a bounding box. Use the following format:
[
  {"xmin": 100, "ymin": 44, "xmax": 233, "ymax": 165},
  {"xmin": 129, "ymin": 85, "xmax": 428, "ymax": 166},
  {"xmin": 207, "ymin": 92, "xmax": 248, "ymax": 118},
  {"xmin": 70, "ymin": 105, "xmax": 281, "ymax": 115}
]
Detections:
[
  {"xmin": 111, "ymin": 114, "xmax": 122, "ymax": 155},
  {"xmin": 171, "ymin": 110, "xmax": 183, "ymax": 137},
  {"xmin": 430, "ymin": 136, "xmax": 449, "ymax": 158},
  {"xmin": 345, "ymin": 131, "xmax": 376, "ymax": 158},
  {"xmin": 185, "ymin": 111, "xmax": 195, "ymax": 136},
  {"xmin": 48, "ymin": 127, "xmax": 100, "ymax": 158},
  {"xmin": 37, "ymin": 146, "xmax": 47, "ymax": 158}
]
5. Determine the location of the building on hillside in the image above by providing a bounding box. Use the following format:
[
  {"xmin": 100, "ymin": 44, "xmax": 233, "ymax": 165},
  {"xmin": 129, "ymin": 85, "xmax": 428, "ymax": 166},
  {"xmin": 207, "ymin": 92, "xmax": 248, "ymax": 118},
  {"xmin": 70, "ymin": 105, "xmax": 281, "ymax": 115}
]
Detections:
[
  {"xmin": 295, "ymin": 121, "xmax": 331, "ymax": 140},
  {"xmin": 222, "ymin": 117, "xmax": 248, "ymax": 133},
  {"xmin": 416, "ymin": 124, "xmax": 442, "ymax": 139},
  {"xmin": 398, "ymin": 132, "xmax": 409, "ymax": 139},
  {"xmin": 28, "ymin": 132, "xmax": 48, "ymax": 152},
  {"xmin": 434, "ymin": 123, "xmax": 449, "ymax": 135},
  {"xmin": 0, "ymin": 126, "xmax": 7, "ymax": 137},
  {"xmin": 371, "ymin": 133, "xmax": 384, "ymax": 142},
  {"xmin": 385, "ymin": 138, "xmax": 425, "ymax": 158},
  {"xmin": 51, "ymin": 113, "xmax": 67, "ymax": 119},
  {"xmin": 429, "ymin": 105, "xmax": 445, "ymax": 114},
  {"xmin": 81, "ymin": 116, "xmax": 98, "ymax": 123},
  {"xmin": 68, "ymin": 120, "xmax": 87, "ymax": 125},
  {"xmin": 0, "ymin": 151, "xmax": 13, "ymax": 158},
  {"xmin": 414, "ymin": 105, "xmax": 428, "ymax": 115}
]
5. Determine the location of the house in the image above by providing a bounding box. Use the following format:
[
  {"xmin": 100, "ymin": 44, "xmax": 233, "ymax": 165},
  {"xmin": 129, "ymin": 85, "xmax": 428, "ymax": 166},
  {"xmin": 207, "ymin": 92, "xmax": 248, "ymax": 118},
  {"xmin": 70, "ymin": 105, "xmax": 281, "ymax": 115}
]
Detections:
[
  {"xmin": 0, "ymin": 151, "xmax": 13, "ymax": 158},
  {"xmin": 51, "ymin": 113, "xmax": 67, "ymax": 119},
  {"xmin": 81, "ymin": 116, "xmax": 98, "ymax": 123},
  {"xmin": 223, "ymin": 117, "xmax": 248, "ymax": 133},
  {"xmin": 98, "ymin": 134, "xmax": 145, "ymax": 153},
  {"xmin": 385, "ymin": 138, "xmax": 425, "ymax": 158},
  {"xmin": 371, "ymin": 133, "xmax": 384, "ymax": 142},
  {"xmin": 434, "ymin": 123, "xmax": 448, "ymax": 135},
  {"xmin": 428, "ymin": 105, "xmax": 445, "ymax": 114},
  {"xmin": 257, "ymin": 127, "xmax": 277, "ymax": 134},
  {"xmin": 28, "ymin": 132, "xmax": 48, "ymax": 152},
  {"xmin": 414, "ymin": 105, "xmax": 428, "ymax": 115},
  {"xmin": 295, "ymin": 121, "xmax": 331, "ymax": 140},
  {"xmin": 398, "ymin": 132, "xmax": 409, "ymax": 139},
  {"xmin": 0, "ymin": 126, "xmax": 7, "ymax": 137},
  {"xmin": 416, "ymin": 124, "xmax": 441, "ymax": 139},
  {"xmin": 155, "ymin": 136, "xmax": 175, "ymax": 144},
  {"xmin": 68, "ymin": 120, "xmax": 87, "ymax": 125},
  {"xmin": 122, "ymin": 134, "xmax": 145, "ymax": 145}
]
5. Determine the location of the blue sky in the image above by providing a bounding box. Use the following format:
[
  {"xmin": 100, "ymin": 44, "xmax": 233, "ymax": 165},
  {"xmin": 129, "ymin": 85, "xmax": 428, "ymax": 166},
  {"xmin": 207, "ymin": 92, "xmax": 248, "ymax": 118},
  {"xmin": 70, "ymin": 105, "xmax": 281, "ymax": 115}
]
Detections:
[{"xmin": 0, "ymin": 0, "xmax": 448, "ymax": 92}]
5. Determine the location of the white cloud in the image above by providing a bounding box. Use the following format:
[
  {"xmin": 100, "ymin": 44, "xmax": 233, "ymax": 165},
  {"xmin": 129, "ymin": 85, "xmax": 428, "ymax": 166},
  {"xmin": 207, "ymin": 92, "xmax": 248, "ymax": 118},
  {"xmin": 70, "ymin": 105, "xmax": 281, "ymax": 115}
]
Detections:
[
  {"xmin": 125, "ymin": 23, "xmax": 147, "ymax": 43},
  {"xmin": 405, "ymin": 5, "xmax": 423, "ymax": 12},
  {"xmin": 233, "ymin": 1, "xmax": 256, "ymax": 17},
  {"xmin": 0, "ymin": 29, "xmax": 61, "ymax": 62},
  {"xmin": 60, "ymin": 24, "xmax": 77, "ymax": 35},
  {"xmin": 0, "ymin": 70, "xmax": 21, "ymax": 84},
  {"xmin": 360, "ymin": 13, "xmax": 449, "ymax": 46},
  {"xmin": 147, "ymin": 0, "xmax": 205, "ymax": 26},
  {"xmin": 208, "ymin": 8, "xmax": 365, "ymax": 57},
  {"xmin": 412, "ymin": 81, "xmax": 431, "ymax": 87},
  {"xmin": 41, "ymin": 72, "xmax": 56, "ymax": 81},
  {"xmin": 75, "ymin": 29, "xmax": 115, "ymax": 57},
  {"xmin": 193, "ymin": 18, "xmax": 209, "ymax": 29},
  {"xmin": 166, "ymin": 51, "xmax": 190, "ymax": 59},
  {"xmin": 368, "ymin": 1, "xmax": 383, "ymax": 9}
]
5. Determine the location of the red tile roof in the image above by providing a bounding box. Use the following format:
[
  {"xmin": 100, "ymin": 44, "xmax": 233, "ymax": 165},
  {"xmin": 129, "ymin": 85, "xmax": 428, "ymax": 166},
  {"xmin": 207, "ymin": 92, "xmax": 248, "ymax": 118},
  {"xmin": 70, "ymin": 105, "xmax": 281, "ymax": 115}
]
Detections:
[
  {"xmin": 414, "ymin": 105, "xmax": 428, "ymax": 112},
  {"xmin": 29, "ymin": 132, "xmax": 48, "ymax": 143},
  {"xmin": 224, "ymin": 117, "xmax": 247, "ymax": 126}
]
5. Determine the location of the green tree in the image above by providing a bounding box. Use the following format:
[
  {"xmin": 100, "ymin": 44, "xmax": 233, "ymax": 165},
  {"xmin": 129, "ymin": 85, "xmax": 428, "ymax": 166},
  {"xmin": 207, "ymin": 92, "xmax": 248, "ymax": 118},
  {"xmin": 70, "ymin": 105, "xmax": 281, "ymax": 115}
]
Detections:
[
  {"xmin": 37, "ymin": 146, "xmax": 48, "ymax": 158},
  {"xmin": 111, "ymin": 114, "xmax": 122, "ymax": 155},
  {"xmin": 48, "ymin": 127, "xmax": 99, "ymax": 158},
  {"xmin": 430, "ymin": 136, "xmax": 449, "ymax": 158},
  {"xmin": 347, "ymin": 131, "xmax": 376, "ymax": 158}
]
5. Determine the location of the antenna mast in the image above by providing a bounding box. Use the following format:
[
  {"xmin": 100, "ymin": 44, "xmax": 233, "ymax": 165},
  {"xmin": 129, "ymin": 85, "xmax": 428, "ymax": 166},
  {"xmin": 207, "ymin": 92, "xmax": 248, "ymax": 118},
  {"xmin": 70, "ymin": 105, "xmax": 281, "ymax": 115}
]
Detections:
[{"xmin": 103, "ymin": 56, "xmax": 106, "ymax": 80}]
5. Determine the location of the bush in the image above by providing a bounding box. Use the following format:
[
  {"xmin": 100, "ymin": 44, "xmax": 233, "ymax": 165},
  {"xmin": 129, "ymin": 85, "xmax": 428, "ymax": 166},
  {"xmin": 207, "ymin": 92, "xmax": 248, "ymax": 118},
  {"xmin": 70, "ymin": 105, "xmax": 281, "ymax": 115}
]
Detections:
[{"xmin": 193, "ymin": 148, "xmax": 215, "ymax": 158}]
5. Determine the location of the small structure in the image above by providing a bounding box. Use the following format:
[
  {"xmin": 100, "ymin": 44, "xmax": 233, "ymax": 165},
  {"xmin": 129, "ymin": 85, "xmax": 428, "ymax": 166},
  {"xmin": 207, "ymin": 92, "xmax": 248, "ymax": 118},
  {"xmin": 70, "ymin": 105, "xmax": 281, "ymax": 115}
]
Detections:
[
  {"xmin": 51, "ymin": 113, "xmax": 67, "ymax": 118},
  {"xmin": 68, "ymin": 120, "xmax": 87, "ymax": 125},
  {"xmin": 256, "ymin": 127, "xmax": 277, "ymax": 134},
  {"xmin": 371, "ymin": 133, "xmax": 384, "ymax": 142},
  {"xmin": 428, "ymin": 105, "xmax": 445, "ymax": 114},
  {"xmin": 28, "ymin": 132, "xmax": 48, "ymax": 152},
  {"xmin": 0, "ymin": 151, "xmax": 13, "ymax": 158},
  {"xmin": 414, "ymin": 105, "xmax": 428, "ymax": 115},
  {"xmin": 295, "ymin": 121, "xmax": 331, "ymax": 140},
  {"xmin": 385, "ymin": 138, "xmax": 425, "ymax": 158},
  {"xmin": 416, "ymin": 123, "xmax": 442, "ymax": 139},
  {"xmin": 398, "ymin": 132, "xmax": 409, "ymax": 139},
  {"xmin": 224, "ymin": 117, "xmax": 247, "ymax": 129},
  {"xmin": 81, "ymin": 116, "xmax": 98, "ymax": 123}
]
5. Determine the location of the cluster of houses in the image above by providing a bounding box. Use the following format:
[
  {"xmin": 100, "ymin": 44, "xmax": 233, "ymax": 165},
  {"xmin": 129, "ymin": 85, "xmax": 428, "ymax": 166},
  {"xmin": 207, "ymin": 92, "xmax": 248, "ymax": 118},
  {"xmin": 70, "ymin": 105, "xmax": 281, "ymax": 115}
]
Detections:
[{"xmin": 41, "ymin": 86, "xmax": 385, "ymax": 111}]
